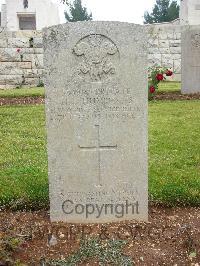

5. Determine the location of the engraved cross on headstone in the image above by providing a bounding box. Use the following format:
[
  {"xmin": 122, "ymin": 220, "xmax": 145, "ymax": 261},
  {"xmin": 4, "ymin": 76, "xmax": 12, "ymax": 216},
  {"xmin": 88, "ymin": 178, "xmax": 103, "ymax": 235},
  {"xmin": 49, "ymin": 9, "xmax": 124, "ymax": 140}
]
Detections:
[{"xmin": 78, "ymin": 125, "xmax": 117, "ymax": 187}]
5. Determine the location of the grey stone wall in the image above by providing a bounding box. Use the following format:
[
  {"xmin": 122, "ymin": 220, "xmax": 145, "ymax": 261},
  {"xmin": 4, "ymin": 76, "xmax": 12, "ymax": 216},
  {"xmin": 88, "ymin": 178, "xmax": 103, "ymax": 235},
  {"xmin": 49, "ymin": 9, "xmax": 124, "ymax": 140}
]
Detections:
[
  {"xmin": 147, "ymin": 24, "xmax": 181, "ymax": 81},
  {"xmin": 0, "ymin": 24, "xmax": 182, "ymax": 89},
  {"xmin": 0, "ymin": 30, "xmax": 43, "ymax": 89}
]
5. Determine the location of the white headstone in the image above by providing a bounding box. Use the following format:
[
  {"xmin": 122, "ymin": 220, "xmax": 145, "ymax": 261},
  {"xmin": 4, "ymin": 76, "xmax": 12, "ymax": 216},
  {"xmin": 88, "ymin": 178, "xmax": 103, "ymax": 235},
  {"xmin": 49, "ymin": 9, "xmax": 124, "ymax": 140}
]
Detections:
[
  {"xmin": 44, "ymin": 22, "xmax": 148, "ymax": 223},
  {"xmin": 182, "ymin": 26, "xmax": 200, "ymax": 94},
  {"xmin": 180, "ymin": 0, "xmax": 200, "ymax": 25}
]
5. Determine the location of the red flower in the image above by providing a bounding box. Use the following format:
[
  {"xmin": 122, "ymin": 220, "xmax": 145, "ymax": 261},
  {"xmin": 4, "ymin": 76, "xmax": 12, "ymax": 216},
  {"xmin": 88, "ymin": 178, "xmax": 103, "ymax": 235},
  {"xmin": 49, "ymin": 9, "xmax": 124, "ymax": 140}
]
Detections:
[
  {"xmin": 149, "ymin": 86, "xmax": 155, "ymax": 94},
  {"xmin": 165, "ymin": 69, "xmax": 173, "ymax": 76},
  {"xmin": 156, "ymin": 73, "xmax": 164, "ymax": 81},
  {"xmin": 16, "ymin": 48, "xmax": 21, "ymax": 53}
]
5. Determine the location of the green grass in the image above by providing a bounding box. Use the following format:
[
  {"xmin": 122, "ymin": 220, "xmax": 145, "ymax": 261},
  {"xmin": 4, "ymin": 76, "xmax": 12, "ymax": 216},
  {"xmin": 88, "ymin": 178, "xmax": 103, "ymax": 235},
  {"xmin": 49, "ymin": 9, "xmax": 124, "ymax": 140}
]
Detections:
[
  {"xmin": 158, "ymin": 81, "xmax": 181, "ymax": 92},
  {"xmin": 0, "ymin": 99, "xmax": 199, "ymax": 209},
  {"xmin": 0, "ymin": 87, "xmax": 45, "ymax": 98},
  {"xmin": 149, "ymin": 100, "xmax": 200, "ymax": 205},
  {"xmin": 0, "ymin": 105, "xmax": 48, "ymax": 209}
]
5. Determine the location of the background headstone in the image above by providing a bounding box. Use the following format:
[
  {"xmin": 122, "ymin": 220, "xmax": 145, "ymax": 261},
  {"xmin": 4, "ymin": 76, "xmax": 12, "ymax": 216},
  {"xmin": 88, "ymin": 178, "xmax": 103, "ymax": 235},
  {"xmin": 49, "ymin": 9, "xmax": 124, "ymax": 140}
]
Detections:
[
  {"xmin": 182, "ymin": 26, "xmax": 200, "ymax": 94},
  {"xmin": 44, "ymin": 22, "xmax": 148, "ymax": 223}
]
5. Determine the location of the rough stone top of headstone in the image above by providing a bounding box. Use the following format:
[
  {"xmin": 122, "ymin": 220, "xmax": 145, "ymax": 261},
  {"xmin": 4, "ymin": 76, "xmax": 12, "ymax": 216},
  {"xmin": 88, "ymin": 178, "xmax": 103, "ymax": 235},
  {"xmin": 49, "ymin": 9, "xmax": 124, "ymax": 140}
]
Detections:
[{"xmin": 43, "ymin": 21, "xmax": 148, "ymax": 223}]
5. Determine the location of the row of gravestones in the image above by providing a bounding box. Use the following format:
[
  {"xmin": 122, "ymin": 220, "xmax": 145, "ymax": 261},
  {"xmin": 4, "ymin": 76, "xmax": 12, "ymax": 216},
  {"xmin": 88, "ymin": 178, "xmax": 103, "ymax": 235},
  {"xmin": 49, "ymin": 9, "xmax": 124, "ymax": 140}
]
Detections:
[{"xmin": 43, "ymin": 22, "xmax": 200, "ymax": 223}]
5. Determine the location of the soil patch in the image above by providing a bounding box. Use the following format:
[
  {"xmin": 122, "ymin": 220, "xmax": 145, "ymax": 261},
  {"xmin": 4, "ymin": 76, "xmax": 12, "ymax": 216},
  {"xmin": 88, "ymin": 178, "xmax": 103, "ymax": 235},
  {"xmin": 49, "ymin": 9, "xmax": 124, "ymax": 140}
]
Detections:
[
  {"xmin": 0, "ymin": 206, "xmax": 199, "ymax": 265},
  {"xmin": 0, "ymin": 97, "xmax": 44, "ymax": 106},
  {"xmin": 155, "ymin": 91, "xmax": 200, "ymax": 100}
]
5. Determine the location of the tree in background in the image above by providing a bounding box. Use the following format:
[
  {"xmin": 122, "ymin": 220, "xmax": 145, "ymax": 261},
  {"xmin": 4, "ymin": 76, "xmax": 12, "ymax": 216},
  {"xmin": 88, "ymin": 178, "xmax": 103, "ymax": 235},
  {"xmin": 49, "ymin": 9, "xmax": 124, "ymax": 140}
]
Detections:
[
  {"xmin": 64, "ymin": 0, "xmax": 92, "ymax": 22},
  {"xmin": 23, "ymin": 0, "xmax": 28, "ymax": 8},
  {"xmin": 144, "ymin": 0, "xmax": 180, "ymax": 24}
]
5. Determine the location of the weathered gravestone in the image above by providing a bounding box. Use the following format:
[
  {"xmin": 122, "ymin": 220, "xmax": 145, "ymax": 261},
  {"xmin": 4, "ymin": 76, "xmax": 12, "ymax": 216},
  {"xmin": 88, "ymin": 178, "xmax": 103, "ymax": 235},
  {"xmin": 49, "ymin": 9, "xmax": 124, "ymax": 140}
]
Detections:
[
  {"xmin": 43, "ymin": 22, "xmax": 148, "ymax": 223},
  {"xmin": 182, "ymin": 26, "xmax": 200, "ymax": 94}
]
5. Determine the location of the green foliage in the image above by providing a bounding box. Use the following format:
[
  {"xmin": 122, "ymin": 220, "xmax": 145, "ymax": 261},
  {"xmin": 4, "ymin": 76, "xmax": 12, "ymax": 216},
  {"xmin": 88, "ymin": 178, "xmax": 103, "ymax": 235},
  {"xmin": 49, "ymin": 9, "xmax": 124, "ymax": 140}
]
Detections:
[
  {"xmin": 37, "ymin": 78, "xmax": 44, "ymax": 87},
  {"xmin": 49, "ymin": 238, "xmax": 133, "ymax": 265},
  {"xmin": 144, "ymin": 0, "xmax": 180, "ymax": 24},
  {"xmin": 148, "ymin": 66, "xmax": 173, "ymax": 100},
  {"xmin": 61, "ymin": 0, "xmax": 69, "ymax": 4},
  {"xmin": 0, "ymin": 236, "xmax": 23, "ymax": 266},
  {"xmin": 64, "ymin": 0, "xmax": 92, "ymax": 22},
  {"xmin": 167, "ymin": 0, "xmax": 180, "ymax": 20}
]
